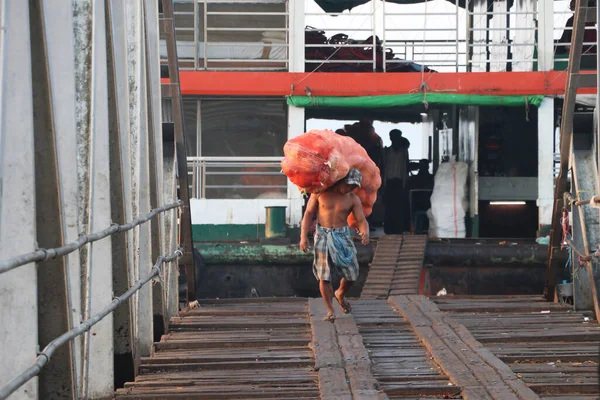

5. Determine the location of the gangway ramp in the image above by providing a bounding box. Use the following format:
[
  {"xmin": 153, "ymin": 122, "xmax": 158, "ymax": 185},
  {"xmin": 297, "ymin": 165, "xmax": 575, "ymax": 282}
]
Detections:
[{"xmin": 362, "ymin": 235, "xmax": 428, "ymax": 299}]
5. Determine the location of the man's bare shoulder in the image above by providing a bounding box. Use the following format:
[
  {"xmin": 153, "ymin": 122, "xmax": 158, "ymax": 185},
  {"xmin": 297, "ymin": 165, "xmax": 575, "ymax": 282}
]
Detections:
[{"xmin": 347, "ymin": 192, "xmax": 360, "ymax": 201}]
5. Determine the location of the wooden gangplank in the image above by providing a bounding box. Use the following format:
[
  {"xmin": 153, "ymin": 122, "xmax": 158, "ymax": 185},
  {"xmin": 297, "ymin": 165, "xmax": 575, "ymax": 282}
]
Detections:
[
  {"xmin": 362, "ymin": 235, "xmax": 427, "ymax": 299},
  {"xmin": 116, "ymin": 295, "xmax": 596, "ymax": 400},
  {"xmin": 434, "ymin": 296, "xmax": 600, "ymax": 399}
]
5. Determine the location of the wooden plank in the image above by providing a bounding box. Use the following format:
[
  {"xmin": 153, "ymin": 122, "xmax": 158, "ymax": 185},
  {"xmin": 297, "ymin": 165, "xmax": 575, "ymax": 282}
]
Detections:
[
  {"xmin": 318, "ymin": 368, "xmax": 352, "ymax": 400},
  {"xmin": 117, "ymin": 298, "xmax": 319, "ymax": 399},
  {"xmin": 390, "ymin": 295, "xmax": 541, "ymax": 400},
  {"xmin": 352, "ymin": 299, "xmax": 459, "ymax": 399},
  {"xmin": 309, "ymin": 298, "xmax": 343, "ymax": 370}
]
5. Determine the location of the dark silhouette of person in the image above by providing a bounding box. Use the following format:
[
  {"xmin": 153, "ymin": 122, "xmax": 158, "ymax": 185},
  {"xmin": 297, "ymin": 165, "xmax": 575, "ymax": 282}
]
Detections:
[
  {"xmin": 409, "ymin": 159, "xmax": 434, "ymax": 190},
  {"xmin": 557, "ymin": 0, "xmax": 597, "ymax": 59},
  {"xmin": 383, "ymin": 129, "xmax": 411, "ymax": 234}
]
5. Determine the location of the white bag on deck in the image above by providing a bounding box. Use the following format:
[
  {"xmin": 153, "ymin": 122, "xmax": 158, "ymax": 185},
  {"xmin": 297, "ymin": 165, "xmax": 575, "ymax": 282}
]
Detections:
[{"xmin": 428, "ymin": 158, "xmax": 468, "ymax": 238}]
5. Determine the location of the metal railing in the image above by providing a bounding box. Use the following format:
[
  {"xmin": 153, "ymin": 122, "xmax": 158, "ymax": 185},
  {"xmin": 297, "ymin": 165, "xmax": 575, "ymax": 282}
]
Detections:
[
  {"xmin": 466, "ymin": 0, "xmax": 539, "ymax": 72},
  {"xmin": 305, "ymin": 0, "xmax": 540, "ymax": 73},
  {"xmin": 161, "ymin": 0, "xmax": 289, "ymax": 71},
  {"xmin": 0, "ymin": 203, "xmax": 183, "ymax": 400},
  {"xmin": 161, "ymin": 0, "xmax": 580, "ymax": 73},
  {"xmin": 187, "ymin": 156, "xmax": 287, "ymax": 199},
  {"xmin": 553, "ymin": 6, "xmax": 597, "ymax": 69}
]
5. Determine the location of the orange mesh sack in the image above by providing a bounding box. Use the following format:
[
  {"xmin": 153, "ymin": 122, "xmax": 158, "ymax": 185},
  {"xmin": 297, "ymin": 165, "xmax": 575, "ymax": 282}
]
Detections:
[{"xmin": 281, "ymin": 129, "xmax": 382, "ymax": 229}]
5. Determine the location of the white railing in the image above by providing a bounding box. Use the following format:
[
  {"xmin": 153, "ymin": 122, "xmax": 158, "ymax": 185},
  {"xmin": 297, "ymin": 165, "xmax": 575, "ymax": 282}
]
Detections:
[
  {"xmin": 553, "ymin": 2, "xmax": 597, "ymax": 69},
  {"xmin": 304, "ymin": 0, "xmax": 540, "ymax": 73},
  {"xmin": 161, "ymin": 0, "xmax": 289, "ymax": 71},
  {"xmin": 187, "ymin": 156, "xmax": 287, "ymax": 199},
  {"xmin": 164, "ymin": 0, "xmax": 584, "ymax": 73}
]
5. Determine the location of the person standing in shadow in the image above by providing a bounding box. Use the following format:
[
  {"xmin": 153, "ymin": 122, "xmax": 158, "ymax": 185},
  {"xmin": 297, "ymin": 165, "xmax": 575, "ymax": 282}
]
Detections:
[{"xmin": 383, "ymin": 129, "xmax": 411, "ymax": 234}]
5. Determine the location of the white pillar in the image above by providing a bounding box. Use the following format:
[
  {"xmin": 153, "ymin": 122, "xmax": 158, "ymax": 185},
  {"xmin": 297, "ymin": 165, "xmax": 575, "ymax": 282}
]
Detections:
[
  {"xmin": 0, "ymin": 2, "xmax": 38, "ymax": 398},
  {"xmin": 471, "ymin": 0, "xmax": 488, "ymax": 71},
  {"xmin": 287, "ymin": 106, "xmax": 306, "ymax": 227},
  {"xmin": 538, "ymin": 97, "xmax": 554, "ymax": 231},
  {"xmin": 289, "ymin": 0, "xmax": 305, "ymax": 73},
  {"xmin": 287, "ymin": 0, "xmax": 306, "ymax": 227},
  {"xmin": 490, "ymin": 0, "xmax": 508, "ymax": 72},
  {"xmin": 537, "ymin": 0, "xmax": 555, "ymax": 72}
]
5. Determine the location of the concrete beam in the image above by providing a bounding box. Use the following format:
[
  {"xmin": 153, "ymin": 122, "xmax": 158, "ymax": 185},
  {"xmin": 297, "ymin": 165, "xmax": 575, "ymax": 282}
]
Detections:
[
  {"xmin": 106, "ymin": 0, "xmax": 136, "ymax": 385},
  {"xmin": 163, "ymin": 148, "xmax": 180, "ymax": 324},
  {"xmin": 0, "ymin": 2, "xmax": 39, "ymax": 398},
  {"xmin": 31, "ymin": 1, "xmax": 82, "ymax": 397},
  {"xmin": 144, "ymin": 0, "xmax": 167, "ymax": 336},
  {"xmin": 126, "ymin": 0, "xmax": 154, "ymax": 357},
  {"xmin": 73, "ymin": 0, "xmax": 115, "ymax": 397}
]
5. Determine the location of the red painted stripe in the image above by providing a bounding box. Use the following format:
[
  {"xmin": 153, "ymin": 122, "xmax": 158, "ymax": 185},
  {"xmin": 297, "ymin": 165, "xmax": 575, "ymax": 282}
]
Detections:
[{"xmin": 162, "ymin": 70, "xmax": 596, "ymax": 97}]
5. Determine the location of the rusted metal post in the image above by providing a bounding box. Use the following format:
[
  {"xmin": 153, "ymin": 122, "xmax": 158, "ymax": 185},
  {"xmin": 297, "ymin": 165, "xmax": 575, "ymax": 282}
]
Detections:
[
  {"xmin": 547, "ymin": 0, "xmax": 592, "ymax": 301},
  {"xmin": 161, "ymin": 0, "xmax": 197, "ymax": 302}
]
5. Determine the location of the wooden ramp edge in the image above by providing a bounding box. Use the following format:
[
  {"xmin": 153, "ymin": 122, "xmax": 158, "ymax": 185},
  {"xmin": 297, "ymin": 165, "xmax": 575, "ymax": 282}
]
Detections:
[
  {"xmin": 309, "ymin": 298, "xmax": 388, "ymax": 400},
  {"xmin": 389, "ymin": 295, "xmax": 540, "ymax": 400},
  {"xmin": 361, "ymin": 235, "xmax": 427, "ymax": 299}
]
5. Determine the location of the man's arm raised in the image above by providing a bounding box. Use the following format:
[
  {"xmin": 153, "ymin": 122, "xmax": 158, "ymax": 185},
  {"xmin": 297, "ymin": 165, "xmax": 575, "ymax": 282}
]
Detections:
[
  {"xmin": 352, "ymin": 194, "xmax": 370, "ymax": 245},
  {"xmin": 300, "ymin": 194, "xmax": 319, "ymax": 252}
]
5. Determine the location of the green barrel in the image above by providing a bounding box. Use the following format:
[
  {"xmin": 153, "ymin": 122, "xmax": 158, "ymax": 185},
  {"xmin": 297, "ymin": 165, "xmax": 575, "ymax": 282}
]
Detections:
[{"xmin": 265, "ymin": 206, "xmax": 287, "ymax": 238}]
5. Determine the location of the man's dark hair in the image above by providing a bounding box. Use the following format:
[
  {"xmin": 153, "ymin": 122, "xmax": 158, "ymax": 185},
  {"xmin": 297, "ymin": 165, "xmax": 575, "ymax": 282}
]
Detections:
[{"xmin": 390, "ymin": 129, "xmax": 403, "ymax": 137}]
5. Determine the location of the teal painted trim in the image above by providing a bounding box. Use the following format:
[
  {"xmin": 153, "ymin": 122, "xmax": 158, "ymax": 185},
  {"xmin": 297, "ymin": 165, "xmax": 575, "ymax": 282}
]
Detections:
[
  {"xmin": 195, "ymin": 242, "xmax": 312, "ymax": 265},
  {"xmin": 538, "ymin": 224, "xmax": 550, "ymax": 237},
  {"xmin": 287, "ymin": 93, "xmax": 545, "ymax": 108},
  {"xmin": 193, "ymin": 224, "xmax": 265, "ymax": 242},
  {"xmin": 471, "ymin": 214, "xmax": 480, "ymax": 238},
  {"xmin": 193, "ymin": 224, "xmax": 300, "ymax": 242},
  {"xmin": 194, "ymin": 241, "xmax": 373, "ymax": 265}
]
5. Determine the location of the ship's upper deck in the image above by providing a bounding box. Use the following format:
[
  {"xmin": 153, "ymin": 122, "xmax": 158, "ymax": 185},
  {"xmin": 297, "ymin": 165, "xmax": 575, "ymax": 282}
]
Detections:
[{"xmin": 161, "ymin": 0, "xmax": 594, "ymax": 74}]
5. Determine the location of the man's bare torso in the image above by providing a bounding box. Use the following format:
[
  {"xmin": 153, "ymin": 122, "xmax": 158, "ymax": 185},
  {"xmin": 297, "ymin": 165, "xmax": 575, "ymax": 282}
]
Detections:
[{"xmin": 315, "ymin": 191, "xmax": 356, "ymax": 228}]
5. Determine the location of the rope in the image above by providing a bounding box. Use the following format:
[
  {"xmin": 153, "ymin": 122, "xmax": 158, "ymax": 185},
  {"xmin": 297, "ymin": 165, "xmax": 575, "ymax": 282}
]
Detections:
[
  {"xmin": 0, "ymin": 200, "xmax": 183, "ymax": 275},
  {"xmin": 0, "ymin": 247, "xmax": 183, "ymax": 400}
]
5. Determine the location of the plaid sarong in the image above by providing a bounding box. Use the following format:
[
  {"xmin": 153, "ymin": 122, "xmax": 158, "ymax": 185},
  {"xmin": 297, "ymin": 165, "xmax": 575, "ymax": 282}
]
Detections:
[{"xmin": 313, "ymin": 225, "xmax": 359, "ymax": 282}]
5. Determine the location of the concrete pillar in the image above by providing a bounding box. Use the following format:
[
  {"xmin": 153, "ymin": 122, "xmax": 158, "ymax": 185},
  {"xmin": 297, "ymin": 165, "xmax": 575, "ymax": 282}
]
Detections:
[
  {"xmin": 538, "ymin": 97, "xmax": 555, "ymax": 233},
  {"xmin": 30, "ymin": 1, "xmax": 83, "ymax": 397},
  {"xmin": 0, "ymin": 2, "xmax": 39, "ymax": 399},
  {"xmin": 163, "ymin": 149, "xmax": 180, "ymax": 324},
  {"xmin": 126, "ymin": 0, "xmax": 154, "ymax": 358},
  {"xmin": 106, "ymin": 0, "xmax": 136, "ymax": 386},
  {"xmin": 144, "ymin": 0, "xmax": 168, "ymax": 338},
  {"xmin": 73, "ymin": 0, "xmax": 115, "ymax": 397}
]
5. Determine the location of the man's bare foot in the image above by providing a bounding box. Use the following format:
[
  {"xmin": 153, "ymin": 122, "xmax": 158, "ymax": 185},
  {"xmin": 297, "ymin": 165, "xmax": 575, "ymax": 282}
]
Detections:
[
  {"xmin": 334, "ymin": 290, "xmax": 352, "ymax": 314},
  {"xmin": 323, "ymin": 312, "xmax": 335, "ymax": 322}
]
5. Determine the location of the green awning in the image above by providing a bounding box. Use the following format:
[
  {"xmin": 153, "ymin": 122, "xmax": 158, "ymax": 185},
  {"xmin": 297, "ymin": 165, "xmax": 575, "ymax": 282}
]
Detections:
[{"xmin": 287, "ymin": 93, "xmax": 545, "ymax": 108}]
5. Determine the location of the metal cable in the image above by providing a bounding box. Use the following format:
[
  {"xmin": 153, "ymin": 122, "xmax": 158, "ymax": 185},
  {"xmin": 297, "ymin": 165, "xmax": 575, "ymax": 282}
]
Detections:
[
  {"xmin": 0, "ymin": 200, "xmax": 183, "ymax": 275},
  {"xmin": 0, "ymin": 247, "xmax": 183, "ymax": 400}
]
